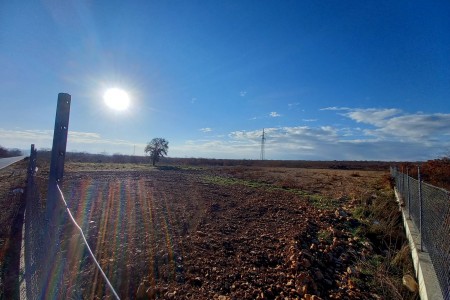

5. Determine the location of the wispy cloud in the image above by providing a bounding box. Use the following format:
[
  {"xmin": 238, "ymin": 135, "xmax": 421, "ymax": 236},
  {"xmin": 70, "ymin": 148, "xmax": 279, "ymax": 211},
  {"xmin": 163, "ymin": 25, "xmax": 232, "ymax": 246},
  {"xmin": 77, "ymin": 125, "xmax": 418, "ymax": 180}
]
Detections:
[
  {"xmin": 0, "ymin": 128, "xmax": 141, "ymax": 152},
  {"xmin": 3, "ymin": 107, "xmax": 448, "ymax": 160},
  {"xmin": 302, "ymin": 119, "xmax": 317, "ymax": 122},
  {"xmin": 199, "ymin": 127, "xmax": 212, "ymax": 133},
  {"xmin": 339, "ymin": 108, "xmax": 450, "ymax": 141},
  {"xmin": 240, "ymin": 91, "xmax": 247, "ymax": 97},
  {"xmin": 344, "ymin": 108, "xmax": 402, "ymax": 126},
  {"xmin": 320, "ymin": 106, "xmax": 351, "ymax": 111},
  {"xmin": 171, "ymin": 108, "xmax": 450, "ymax": 160},
  {"xmin": 270, "ymin": 112, "xmax": 281, "ymax": 117}
]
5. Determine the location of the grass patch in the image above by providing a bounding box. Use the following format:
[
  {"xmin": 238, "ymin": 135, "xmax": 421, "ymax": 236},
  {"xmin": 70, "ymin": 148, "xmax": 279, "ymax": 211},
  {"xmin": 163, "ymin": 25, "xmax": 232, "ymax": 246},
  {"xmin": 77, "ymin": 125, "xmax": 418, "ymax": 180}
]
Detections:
[
  {"xmin": 317, "ymin": 229, "xmax": 333, "ymax": 243},
  {"xmin": 202, "ymin": 175, "xmax": 271, "ymax": 189},
  {"xmin": 202, "ymin": 175, "xmax": 340, "ymax": 209},
  {"xmin": 347, "ymin": 178, "xmax": 418, "ymax": 299},
  {"xmin": 65, "ymin": 162, "xmax": 153, "ymax": 172},
  {"xmin": 308, "ymin": 195, "xmax": 340, "ymax": 209}
]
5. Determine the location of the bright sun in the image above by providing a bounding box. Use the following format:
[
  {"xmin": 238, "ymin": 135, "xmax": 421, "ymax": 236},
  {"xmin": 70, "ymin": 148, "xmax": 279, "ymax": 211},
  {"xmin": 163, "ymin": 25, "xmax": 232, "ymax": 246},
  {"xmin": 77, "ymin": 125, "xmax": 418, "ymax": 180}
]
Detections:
[{"xmin": 103, "ymin": 88, "xmax": 130, "ymax": 111}]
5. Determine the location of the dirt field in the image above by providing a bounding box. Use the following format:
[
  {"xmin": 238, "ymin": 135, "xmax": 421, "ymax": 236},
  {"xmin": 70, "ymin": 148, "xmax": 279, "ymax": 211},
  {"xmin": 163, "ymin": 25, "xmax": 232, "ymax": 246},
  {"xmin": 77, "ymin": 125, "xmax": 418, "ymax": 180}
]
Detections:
[
  {"xmin": 34, "ymin": 163, "xmax": 406, "ymax": 300},
  {"xmin": 2, "ymin": 161, "xmax": 416, "ymax": 299}
]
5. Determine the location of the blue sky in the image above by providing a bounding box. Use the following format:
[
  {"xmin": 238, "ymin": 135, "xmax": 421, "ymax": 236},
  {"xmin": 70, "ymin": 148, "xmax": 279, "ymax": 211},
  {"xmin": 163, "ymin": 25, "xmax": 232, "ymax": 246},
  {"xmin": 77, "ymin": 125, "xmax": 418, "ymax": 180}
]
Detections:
[{"xmin": 1, "ymin": 1, "xmax": 449, "ymax": 160}]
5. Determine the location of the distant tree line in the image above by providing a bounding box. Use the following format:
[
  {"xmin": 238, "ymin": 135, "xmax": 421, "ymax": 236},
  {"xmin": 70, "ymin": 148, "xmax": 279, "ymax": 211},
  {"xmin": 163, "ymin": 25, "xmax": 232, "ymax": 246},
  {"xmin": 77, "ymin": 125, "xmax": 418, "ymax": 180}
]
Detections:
[
  {"xmin": 31, "ymin": 149, "xmax": 394, "ymax": 170},
  {"xmin": 0, "ymin": 145, "xmax": 23, "ymax": 158},
  {"xmin": 398, "ymin": 157, "xmax": 450, "ymax": 191},
  {"xmin": 35, "ymin": 150, "xmax": 149, "ymax": 164}
]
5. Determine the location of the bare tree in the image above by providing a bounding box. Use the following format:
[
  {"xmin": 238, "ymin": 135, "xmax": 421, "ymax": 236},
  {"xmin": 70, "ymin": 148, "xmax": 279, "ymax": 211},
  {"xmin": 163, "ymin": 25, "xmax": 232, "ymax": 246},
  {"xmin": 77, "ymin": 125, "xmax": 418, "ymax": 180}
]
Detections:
[{"xmin": 145, "ymin": 138, "xmax": 169, "ymax": 166}]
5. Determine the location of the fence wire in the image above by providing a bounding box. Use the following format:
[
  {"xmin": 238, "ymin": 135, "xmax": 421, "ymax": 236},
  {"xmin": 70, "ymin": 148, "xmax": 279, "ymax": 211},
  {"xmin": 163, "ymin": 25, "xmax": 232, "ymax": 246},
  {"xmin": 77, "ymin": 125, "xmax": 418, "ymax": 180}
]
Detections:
[
  {"xmin": 56, "ymin": 184, "xmax": 120, "ymax": 300},
  {"xmin": 391, "ymin": 167, "xmax": 450, "ymax": 299}
]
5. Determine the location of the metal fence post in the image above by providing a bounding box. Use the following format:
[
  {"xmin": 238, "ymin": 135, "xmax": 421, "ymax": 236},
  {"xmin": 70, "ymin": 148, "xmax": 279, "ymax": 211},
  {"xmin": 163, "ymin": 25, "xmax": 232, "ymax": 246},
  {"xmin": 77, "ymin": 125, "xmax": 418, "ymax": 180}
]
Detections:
[
  {"xmin": 46, "ymin": 93, "xmax": 71, "ymax": 220},
  {"xmin": 418, "ymin": 165, "xmax": 423, "ymax": 252},
  {"xmin": 400, "ymin": 166, "xmax": 405, "ymax": 193},
  {"xmin": 407, "ymin": 168, "xmax": 411, "ymax": 219}
]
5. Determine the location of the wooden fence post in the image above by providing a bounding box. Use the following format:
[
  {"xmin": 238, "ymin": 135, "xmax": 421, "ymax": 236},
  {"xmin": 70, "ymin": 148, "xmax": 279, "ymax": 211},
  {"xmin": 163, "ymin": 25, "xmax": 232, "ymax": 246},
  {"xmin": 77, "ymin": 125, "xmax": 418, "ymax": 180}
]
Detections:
[
  {"xmin": 26, "ymin": 144, "xmax": 37, "ymax": 207},
  {"xmin": 46, "ymin": 93, "xmax": 71, "ymax": 220},
  {"xmin": 27, "ymin": 144, "xmax": 37, "ymax": 177}
]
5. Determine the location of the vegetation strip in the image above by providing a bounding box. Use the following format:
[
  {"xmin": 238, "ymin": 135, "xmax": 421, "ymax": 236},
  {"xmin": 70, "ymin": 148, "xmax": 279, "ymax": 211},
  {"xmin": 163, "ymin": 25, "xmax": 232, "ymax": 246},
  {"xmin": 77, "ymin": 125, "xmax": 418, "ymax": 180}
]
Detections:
[{"xmin": 201, "ymin": 175, "xmax": 337, "ymax": 209}]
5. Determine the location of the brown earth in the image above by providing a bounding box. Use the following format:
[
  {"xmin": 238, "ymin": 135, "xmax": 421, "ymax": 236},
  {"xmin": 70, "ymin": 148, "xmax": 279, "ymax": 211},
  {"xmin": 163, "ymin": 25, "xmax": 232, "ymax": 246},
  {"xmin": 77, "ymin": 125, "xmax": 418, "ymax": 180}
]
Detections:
[
  {"xmin": 2, "ymin": 162, "xmax": 416, "ymax": 299},
  {"xmin": 38, "ymin": 164, "xmax": 407, "ymax": 300}
]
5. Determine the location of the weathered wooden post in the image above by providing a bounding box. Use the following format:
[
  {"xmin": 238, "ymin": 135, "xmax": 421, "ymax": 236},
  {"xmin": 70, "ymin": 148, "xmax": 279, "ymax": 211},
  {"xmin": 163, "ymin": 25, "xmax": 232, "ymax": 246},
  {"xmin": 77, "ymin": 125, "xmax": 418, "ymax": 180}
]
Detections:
[
  {"xmin": 26, "ymin": 144, "xmax": 37, "ymax": 208},
  {"xmin": 46, "ymin": 93, "xmax": 71, "ymax": 220},
  {"xmin": 27, "ymin": 144, "xmax": 37, "ymax": 177},
  {"xmin": 42, "ymin": 93, "xmax": 71, "ymax": 294}
]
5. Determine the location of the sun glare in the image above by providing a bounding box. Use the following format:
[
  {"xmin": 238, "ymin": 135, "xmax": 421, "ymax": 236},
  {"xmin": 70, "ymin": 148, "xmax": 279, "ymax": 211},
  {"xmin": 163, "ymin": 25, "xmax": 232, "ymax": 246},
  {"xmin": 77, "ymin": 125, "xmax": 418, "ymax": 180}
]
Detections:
[{"xmin": 103, "ymin": 88, "xmax": 130, "ymax": 111}]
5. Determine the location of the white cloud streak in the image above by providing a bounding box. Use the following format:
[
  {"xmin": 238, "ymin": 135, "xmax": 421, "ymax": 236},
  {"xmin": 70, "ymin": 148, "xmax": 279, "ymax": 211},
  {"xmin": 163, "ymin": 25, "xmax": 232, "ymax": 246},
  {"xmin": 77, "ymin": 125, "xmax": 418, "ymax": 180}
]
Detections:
[
  {"xmin": 0, "ymin": 128, "xmax": 141, "ymax": 153},
  {"xmin": 270, "ymin": 112, "xmax": 281, "ymax": 117},
  {"xmin": 172, "ymin": 108, "xmax": 450, "ymax": 160},
  {"xmin": 2, "ymin": 107, "xmax": 449, "ymax": 160}
]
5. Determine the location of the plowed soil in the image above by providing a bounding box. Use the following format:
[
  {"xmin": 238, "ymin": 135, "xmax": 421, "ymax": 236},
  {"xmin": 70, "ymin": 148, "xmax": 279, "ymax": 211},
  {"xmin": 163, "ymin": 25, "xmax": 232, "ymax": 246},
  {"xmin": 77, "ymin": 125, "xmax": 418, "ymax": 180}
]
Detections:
[{"xmin": 45, "ymin": 165, "xmax": 393, "ymax": 299}]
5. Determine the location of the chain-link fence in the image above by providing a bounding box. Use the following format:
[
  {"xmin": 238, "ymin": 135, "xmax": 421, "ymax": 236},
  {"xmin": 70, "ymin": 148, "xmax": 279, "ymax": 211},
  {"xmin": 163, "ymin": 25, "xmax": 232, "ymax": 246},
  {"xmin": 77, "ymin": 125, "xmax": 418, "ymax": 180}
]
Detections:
[
  {"xmin": 25, "ymin": 164, "xmax": 50, "ymax": 299},
  {"xmin": 24, "ymin": 148, "xmax": 119, "ymax": 299},
  {"xmin": 391, "ymin": 167, "xmax": 450, "ymax": 299}
]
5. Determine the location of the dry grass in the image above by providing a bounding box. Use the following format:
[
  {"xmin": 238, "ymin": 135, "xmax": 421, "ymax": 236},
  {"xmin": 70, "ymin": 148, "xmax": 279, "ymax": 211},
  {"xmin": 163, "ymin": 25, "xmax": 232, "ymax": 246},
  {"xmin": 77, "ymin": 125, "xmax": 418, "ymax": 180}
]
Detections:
[
  {"xmin": 65, "ymin": 162, "xmax": 154, "ymax": 172},
  {"xmin": 0, "ymin": 159, "xmax": 28, "ymax": 297},
  {"xmin": 219, "ymin": 166, "xmax": 419, "ymax": 299},
  {"xmin": 348, "ymin": 177, "xmax": 418, "ymax": 300}
]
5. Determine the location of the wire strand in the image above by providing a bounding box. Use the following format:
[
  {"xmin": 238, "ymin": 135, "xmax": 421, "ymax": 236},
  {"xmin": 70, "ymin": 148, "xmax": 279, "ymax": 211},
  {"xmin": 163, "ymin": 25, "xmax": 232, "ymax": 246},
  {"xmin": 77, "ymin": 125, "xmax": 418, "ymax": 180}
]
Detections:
[{"xmin": 56, "ymin": 184, "xmax": 120, "ymax": 300}]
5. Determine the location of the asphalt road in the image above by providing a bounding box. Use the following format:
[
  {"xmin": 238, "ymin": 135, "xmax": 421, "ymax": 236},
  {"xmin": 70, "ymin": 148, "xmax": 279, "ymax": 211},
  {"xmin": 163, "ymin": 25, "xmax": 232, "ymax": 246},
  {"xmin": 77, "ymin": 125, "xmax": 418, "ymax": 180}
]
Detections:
[{"xmin": 0, "ymin": 156, "xmax": 26, "ymax": 170}]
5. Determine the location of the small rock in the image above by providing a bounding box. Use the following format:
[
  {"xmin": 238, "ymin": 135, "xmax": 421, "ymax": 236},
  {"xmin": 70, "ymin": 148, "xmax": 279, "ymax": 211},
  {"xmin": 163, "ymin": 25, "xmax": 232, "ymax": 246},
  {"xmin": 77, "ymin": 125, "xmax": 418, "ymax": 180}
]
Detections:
[
  {"xmin": 335, "ymin": 209, "xmax": 347, "ymax": 218},
  {"xmin": 347, "ymin": 266, "xmax": 357, "ymax": 275},
  {"xmin": 324, "ymin": 279, "xmax": 333, "ymax": 286},
  {"xmin": 191, "ymin": 277, "xmax": 203, "ymax": 287},
  {"xmin": 314, "ymin": 270, "xmax": 324, "ymax": 280},
  {"xmin": 301, "ymin": 258, "xmax": 311, "ymax": 268},
  {"xmin": 402, "ymin": 274, "xmax": 418, "ymax": 292},
  {"xmin": 165, "ymin": 291, "xmax": 176, "ymax": 299}
]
